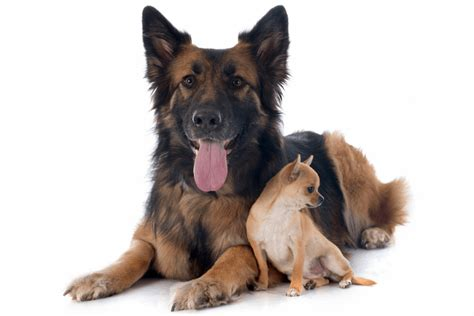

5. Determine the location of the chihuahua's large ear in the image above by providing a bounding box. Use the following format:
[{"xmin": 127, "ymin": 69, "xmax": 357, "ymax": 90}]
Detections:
[
  {"xmin": 289, "ymin": 154, "xmax": 301, "ymax": 182},
  {"xmin": 142, "ymin": 6, "xmax": 191, "ymax": 81},
  {"xmin": 303, "ymin": 155, "xmax": 314, "ymax": 166},
  {"xmin": 238, "ymin": 6, "xmax": 289, "ymax": 107}
]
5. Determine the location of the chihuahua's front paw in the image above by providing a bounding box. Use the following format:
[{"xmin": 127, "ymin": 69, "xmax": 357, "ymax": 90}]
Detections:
[
  {"xmin": 286, "ymin": 286, "xmax": 302, "ymax": 297},
  {"xmin": 339, "ymin": 279, "xmax": 352, "ymax": 289}
]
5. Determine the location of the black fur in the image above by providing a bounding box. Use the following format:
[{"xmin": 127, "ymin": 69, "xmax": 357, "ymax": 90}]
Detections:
[
  {"xmin": 142, "ymin": 6, "xmax": 191, "ymax": 107},
  {"xmin": 284, "ymin": 132, "xmax": 349, "ymax": 244},
  {"xmin": 238, "ymin": 5, "xmax": 290, "ymax": 114},
  {"xmin": 142, "ymin": 6, "xmax": 350, "ymax": 275}
]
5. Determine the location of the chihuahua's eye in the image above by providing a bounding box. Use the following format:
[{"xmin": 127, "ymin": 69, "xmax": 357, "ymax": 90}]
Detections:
[
  {"xmin": 231, "ymin": 77, "xmax": 243, "ymax": 88},
  {"xmin": 182, "ymin": 75, "xmax": 195, "ymax": 88},
  {"xmin": 307, "ymin": 186, "xmax": 315, "ymax": 194}
]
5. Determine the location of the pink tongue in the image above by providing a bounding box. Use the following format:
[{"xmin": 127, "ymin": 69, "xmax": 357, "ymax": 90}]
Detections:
[{"xmin": 193, "ymin": 140, "xmax": 228, "ymax": 192}]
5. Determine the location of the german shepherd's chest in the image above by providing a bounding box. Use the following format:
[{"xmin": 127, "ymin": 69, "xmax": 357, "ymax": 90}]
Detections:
[{"xmin": 151, "ymin": 184, "xmax": 251, "ymax": 280}]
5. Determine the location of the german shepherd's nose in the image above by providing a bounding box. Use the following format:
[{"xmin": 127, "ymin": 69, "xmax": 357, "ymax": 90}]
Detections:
[{"xmin": 192, "ymin": 110, "xmax": 222, "ymax": 131}]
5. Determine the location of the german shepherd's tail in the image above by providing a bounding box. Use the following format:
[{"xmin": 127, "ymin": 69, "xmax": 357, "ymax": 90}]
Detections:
[
  {"xmin": 323, "ymin": 131, "xmax": 409, "ymax": 241},
  {"xmin": 377, "ymin": 178, "xmax": 408, "ymax": 234}
]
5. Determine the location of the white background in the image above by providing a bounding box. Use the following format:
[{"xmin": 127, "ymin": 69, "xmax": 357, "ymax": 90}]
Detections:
[{"xmin": 1, "ymin": 0, "xmax": 473, "ymax": 315}]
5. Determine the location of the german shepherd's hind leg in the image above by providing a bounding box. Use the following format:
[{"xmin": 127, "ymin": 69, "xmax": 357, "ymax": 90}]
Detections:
[
  {"xmin": 171, "ymin": 245, "xmax": 259, "ymax": 311},
  {"xmin": 362, "ymin": 178, "xmax": 408, "ymax": 249},
  {"xmin": 323, "ymin": 132, "xmax": 408, "ymax": 249},
  {"xmin": 64, "ymin": 239, "xmax": 155, "ymax": 301}
]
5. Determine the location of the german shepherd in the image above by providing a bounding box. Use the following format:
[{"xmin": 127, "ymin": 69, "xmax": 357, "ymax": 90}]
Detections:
[{"xmin": 64, "ymin": 6, "xmax": 407, "ymax": 310}]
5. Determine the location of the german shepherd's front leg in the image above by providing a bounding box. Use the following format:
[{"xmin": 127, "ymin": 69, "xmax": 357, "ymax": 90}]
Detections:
[
  {"xmin": 172, "ymin": 245, "xmax": 284, "ymax": 311},
  {"xmin": 171, "ymin": 245, "xmax": 256, "ymax": 311},
  {"xmin": 64, "ymin": 227, "xmax": 155, "ymax": 301}
]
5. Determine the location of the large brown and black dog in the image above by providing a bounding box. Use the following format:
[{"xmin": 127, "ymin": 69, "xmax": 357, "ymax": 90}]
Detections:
[{"xmin": 64, "ymin": 6, "xmax": 407, "ymax": 310}]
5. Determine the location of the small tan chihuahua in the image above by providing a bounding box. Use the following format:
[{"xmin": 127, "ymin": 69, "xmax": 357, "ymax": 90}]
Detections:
[{"xmin": 246, "ymin": 154, "xmax": 375, "ymax": 296}]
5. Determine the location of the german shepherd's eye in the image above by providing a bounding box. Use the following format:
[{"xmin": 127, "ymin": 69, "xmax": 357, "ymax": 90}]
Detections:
[
  {"xmin": 231, "ymin": 77, "xmax": 243, "ymax": 88},
  {"xmin": 182, "ymin": 75, "xmax": 195, "ymax": 89},
  {"xmin": 307, "ymin": 186, "xmax": 315, "ymax": 193}
]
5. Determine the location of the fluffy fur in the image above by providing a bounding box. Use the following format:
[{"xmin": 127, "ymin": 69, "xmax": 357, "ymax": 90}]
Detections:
[
  {"xmin": 247, "ymin": 155, "xmax": 376, "ymax": 297},
  {"xmin": 64, "ymin": 6, "xmax": 407, "ymax": 310}
]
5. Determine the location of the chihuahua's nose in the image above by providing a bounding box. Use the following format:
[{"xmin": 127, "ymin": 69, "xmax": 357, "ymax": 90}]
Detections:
[{"xmin": 317, "ymin": 195, "xmax": 325, "ymax": 207}]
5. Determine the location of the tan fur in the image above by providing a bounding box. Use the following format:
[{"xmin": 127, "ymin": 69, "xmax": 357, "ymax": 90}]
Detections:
[
  {"xmin": 66, "ymin": 6, "xmax": 403, "ymax": 309},
  {"xmin": 168, "ymin": 42, "xmax": 257, "ymax": 92},
  {"xmin": 65, "ymin": 178, "xmax": 285, "ymax": 303},
  {"xmin": 148, "ymin": 182, "xmax": 252, "ymax": 279},
  {"xmin": 224, "ymin": 42, "xmax": 258, "ymax": 87},
  {"xmin": 64, "ymin": 131, "xmax": 401, "ymax": 303},
  {"xmin": 168, "ymin": 44, "xmax": 207, "ymax": 86},
  {"xmin": 153, "ymin": 235, "xmax": 195, "ymax": 280},
  {"xmin": 246, "ymin": 155, "xmax": 376, "ymax": 296},
  {"xmin": 323, "ymin": 132, "xmax": 407, "ymax": 245},
  {"xmin": 64, "ymin": 231, "xmax": 155, "ymax": 301},
  {"xmin": 166, "ymin": 42, "xmax": 264, "ymax": 117},
  {"xmin": 171, "ymin": 245, "xmax": 256, "ymax": 310}
]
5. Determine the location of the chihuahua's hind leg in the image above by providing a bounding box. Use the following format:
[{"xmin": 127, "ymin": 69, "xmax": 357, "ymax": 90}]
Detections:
[
  {"xmin": 314, "ymin": 277, "xmax": 330, "ymax": 287},
  {"xmin": 304, "ymin": 277, "xmax": 329, "ymax": 290},
  {"xmin": 339, "ymin": 271, "xmax": 353, "ymax": 289},
  {"xmin": 303, "ymin": 278, "xmax": 315, "ymax": 290}
]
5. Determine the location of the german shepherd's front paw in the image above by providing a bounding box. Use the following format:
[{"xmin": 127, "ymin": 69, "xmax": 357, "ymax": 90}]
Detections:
[
  {"xmin": 63, "ymin": 273, "xmax": 120, "ymax": 301},
  {"xmin": 171, "ymin": 279, "xmax": 231, "ymax": 311}
]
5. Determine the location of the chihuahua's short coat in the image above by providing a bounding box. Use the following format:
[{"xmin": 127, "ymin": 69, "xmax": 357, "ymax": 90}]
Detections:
[{"xmin": 246, "ymin": 155, "xmax": 375, "ymax": 296}]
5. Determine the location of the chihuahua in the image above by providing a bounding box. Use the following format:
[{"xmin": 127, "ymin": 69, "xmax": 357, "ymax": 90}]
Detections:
[{"xmin": 246, "ymin": 154, "xmax": 375, "ymax": 296}]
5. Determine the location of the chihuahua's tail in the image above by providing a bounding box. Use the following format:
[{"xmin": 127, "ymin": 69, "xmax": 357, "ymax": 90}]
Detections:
[{"xmin": 352, "ymin": 276, "xmax": 376, "ymax": 286}]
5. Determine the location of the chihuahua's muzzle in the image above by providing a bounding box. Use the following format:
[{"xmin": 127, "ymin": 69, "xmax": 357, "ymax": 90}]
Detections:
[
  {"xmin": 307, "ymin": 194, "xmax": 325, "ymax": 209},
  {"xmin": 317, "ymin": 194, "xmax": 325, "ymax": 207}
]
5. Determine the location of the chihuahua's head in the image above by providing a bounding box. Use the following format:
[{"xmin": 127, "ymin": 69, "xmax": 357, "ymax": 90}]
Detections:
[{"xmin": 279, "ymin": 154, "xmax": 325, "ymax": 209}]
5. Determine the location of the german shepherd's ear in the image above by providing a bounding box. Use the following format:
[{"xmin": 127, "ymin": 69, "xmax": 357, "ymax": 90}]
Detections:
[
  {"xmin": 289, "ymin": 154, "xmax": 301, "ymax": 182},
  {"xmin": 239, "ymin": 6, "xmax": 289, "ymax": 89},
  {"xmin": 142, "ymin": 6, "xmax": 191, "ymax": 81}
]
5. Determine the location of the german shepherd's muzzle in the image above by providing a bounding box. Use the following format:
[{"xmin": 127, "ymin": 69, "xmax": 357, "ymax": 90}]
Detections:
[{"xmin": 179, "ymin": 78, "xmax": 246, "ymax": 192}]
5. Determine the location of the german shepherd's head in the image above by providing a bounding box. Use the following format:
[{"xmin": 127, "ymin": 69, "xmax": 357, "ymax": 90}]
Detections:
[{"xmin": 143, "ymin": 6, "xmax": 289, "ymax": 194}]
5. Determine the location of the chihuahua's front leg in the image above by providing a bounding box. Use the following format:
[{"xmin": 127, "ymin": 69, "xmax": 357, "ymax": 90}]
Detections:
[
  {"xmin": 248, "ymin": 238, "xmax": 269, "ymax": 290},
  {"xmin": 287, "ymin": 238, "xmax": 305, "ymax": 296}
]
